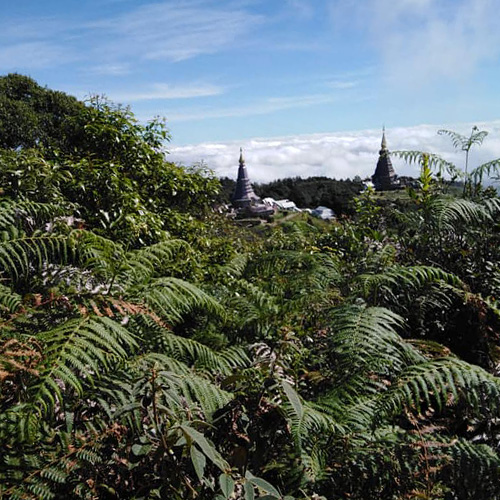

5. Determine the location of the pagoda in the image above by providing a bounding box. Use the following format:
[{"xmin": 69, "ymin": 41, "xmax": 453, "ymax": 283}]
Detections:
[
  {"xmin": 231, "ymin": 149, "xmax": 274, "ymax": 218},
  {"xmin": 231, "ymin": 148, "xmax": 260, "ymax": 207},
  {"xmin": 372, "ymin": 129, "xmax": 398, "ymax": 191}
]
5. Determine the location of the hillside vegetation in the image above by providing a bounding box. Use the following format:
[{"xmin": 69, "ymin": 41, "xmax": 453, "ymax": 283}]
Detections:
[
  {"xmin": 218, "ymin": 176, "xmax": 364, "ymax": 215},
  {"xmin": 1, "ymin": 74, "xmax": 500, "ymax": 500}
]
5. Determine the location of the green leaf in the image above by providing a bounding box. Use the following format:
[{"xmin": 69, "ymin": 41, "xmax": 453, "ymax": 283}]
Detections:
[
  {"xmin": 244, "ymin": 482, "xmax": 255, "ymax": 500},
  {"xmin": 246, "ymin": 472, "xmax": 281, "ymax": 497},
  {"xmin": 281, "ymin": 380, "xmax": 303, "ymax": 420},
  {"xmin": 131, "ymin": 443, "xmax": 151, "ymax": 456},
  {"xmin": 219, "ymin": 473, "xmax": 235, "ymax": 498},
  {"xmin": 190, "ymin": 445, "xmax": 206, "ymax": 483},
  {"xmin": 180, "ymin": 424, "xmax": 229, "ymax": 471}
]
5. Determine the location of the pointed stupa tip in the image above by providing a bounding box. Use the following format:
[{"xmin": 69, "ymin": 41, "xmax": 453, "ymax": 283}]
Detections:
[
  {"xmin": 239, "ymin": 147, "xmax": 245, "ymax": 165},
  {"xmin": 381, "ymin": 126, "xmax": 387, "ymax": 150}
]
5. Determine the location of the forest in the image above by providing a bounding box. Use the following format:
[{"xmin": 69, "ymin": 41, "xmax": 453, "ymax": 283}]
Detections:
[
  {"xmin": 218, "ymin": 177, "xmax": 364, "ymax": 215},
  {"xmin": 1, "ymin": 74, "xmax": 500, "ymax": 500}
]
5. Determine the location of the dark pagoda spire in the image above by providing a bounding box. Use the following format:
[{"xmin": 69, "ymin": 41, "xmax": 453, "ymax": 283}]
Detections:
[
  {"xmin": 372, "ymin": 127, "xmax": 397, "ymax": 191},
  {"xmin": 232, "ymin": 148, "xmax": 259, "ymax": 207}
]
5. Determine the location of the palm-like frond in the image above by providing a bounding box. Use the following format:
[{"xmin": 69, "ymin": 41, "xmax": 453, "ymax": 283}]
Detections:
[
  {"xmin": 438, "ymin": 128, "xmax": 488, "ymax": 151},
  {"xmin": 392, "ymin": 150, "xmax": 461, "ymax": 178},
  {"xmin": 471, "ymin": 158, "xmax": 500, "ymax": 185}
]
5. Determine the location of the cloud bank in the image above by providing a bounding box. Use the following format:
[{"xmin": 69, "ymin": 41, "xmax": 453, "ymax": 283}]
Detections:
[{"xmin": 168, "ymin": 121, "xmax": 500, "ymax": 183}]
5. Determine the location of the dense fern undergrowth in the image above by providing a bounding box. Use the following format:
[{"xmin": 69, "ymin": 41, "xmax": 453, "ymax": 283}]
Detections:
[{"xmin": 1, "ymin": 74, "xmax": 500, "ymax": 499}]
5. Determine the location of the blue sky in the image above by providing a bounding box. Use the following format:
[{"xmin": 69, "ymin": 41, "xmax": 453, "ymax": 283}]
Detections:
[{"xmin": 3, "ymin": 0, "xmax": 500, "ymax": 180}]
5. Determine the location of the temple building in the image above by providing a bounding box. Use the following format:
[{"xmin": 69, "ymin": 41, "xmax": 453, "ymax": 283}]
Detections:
[
  {"xmin": 231, "ymin": 149, "xmax": 274, "ymax": 218},
  {"xmin": 371, "ymin": 129, "xmax": 399, "ymax": 191}
]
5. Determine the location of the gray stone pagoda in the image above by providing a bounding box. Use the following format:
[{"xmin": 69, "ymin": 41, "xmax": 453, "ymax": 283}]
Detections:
[
  {"xmin": 231, "ymin": 149, "xmax": 274, "ymax": 218},
  {"xmin": 372, "ymin": 129, "xmax": 398, "ymax": 191}
]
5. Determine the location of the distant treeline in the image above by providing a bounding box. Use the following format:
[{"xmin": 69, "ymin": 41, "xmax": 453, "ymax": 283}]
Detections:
[{"xmin": 218, "ymin": 176, "xmax": 365, "ymax": 215}]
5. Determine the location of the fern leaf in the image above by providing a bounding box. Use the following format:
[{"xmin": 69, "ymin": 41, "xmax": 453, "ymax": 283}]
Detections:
[
  {"xmin": 392, "ymin": 150, "xmax": 461, "ymax": 178},
  {"xmin": 377, "ymin": 357, "xmax": 500, "ymax": 420},
  {"xmin": 28, "ymin": 316, "xmax": 137, "ymax": 416},
  {"xmin": 132, "ymin": 277, "xmax": 224, "ymax": 324}
]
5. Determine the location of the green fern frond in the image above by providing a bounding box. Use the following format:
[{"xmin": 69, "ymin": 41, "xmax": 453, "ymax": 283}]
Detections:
[
  {"xmin": 438, "ymin": 128, "xmax": 488, "ymax": 150},
  {"xmin": 71, "ymin": 229, "xmax": 124, "ymax": 284},
  {"xmin": 103, "ymin": 363, "xmax": 232, "ymax": 423},
  {"xmin": 216, "ymin": 253, "xmax": 249, "ymax": 280},
  {"xmin": 121, "ymin": 239, "xmax": 189, "ymax": 286},
  {"xmin": 30, "ymin": 316, "xmax": 137, "ymax": 414},
  {"xmin": 392, "ymin": 151, "xmax": 461, "ymax": 178},
  {"xmin": 0, "ymin": 200, "xmax": 70, "ymax": 230},
  {"xmin": 433, "ymin": 198, "xmax": 491, "ymax": 231},
  {"xmin": 281, "ymin": 380, "xmax": 342, "ymax": 482},
  {"xmin": 132, "ymin": 277, "xmax": 224, "ymax": 325},
  {"xmin": 356, "ymin": 265, "xmax": 464, "ymax": 304},
  {"xmin": 229, "ymin": 280, "xmax": 279, "ymax": 321},
  {"xmin": 482, "ymin": 196, "xmax": 500, "ymax": 215},
  {"xmin": 132, "ymin": 352, "xmax": 191, "ymax": 375},
  {"xmin": 329, "ymin": 306, "xmax": 423, "ymax": 379},
  {"xmin": 252, "ymin": 250, "xmax": 341, "ymax": 285},
  {"xmin": 332, "ymin": 397, "xmax": 378, "ymax": 431},
  {"xmin": 0, "ymin": 282, "xmax": 22, "ymax": 312},
  {"xmin": 155, "ymin": 330, "xmax": 250, "ymax": 374},
  {"xmin": 445, "ymin": 439, "xmax": 500, "ymax": 498},
  {"xmin": 0, "ymin": 233, "xmax": 70, "ymax": 281},
  {"xmin": 179, "ymin": 373, "xmax": 233, "ymax": 417},
  {"xmin": 377, "ymin": 357, "xmax": 500, "ymax": 420},
  {"xmin": 281, "ymin": 380, "xmax": 342, "ymax": 443},
  {"xmin": 471, "ymin": 159, "xmax": 500, "ymax": 185}
]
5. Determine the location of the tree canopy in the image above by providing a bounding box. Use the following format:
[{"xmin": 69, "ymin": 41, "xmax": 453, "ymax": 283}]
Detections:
[{"xmin": 0, "ymin": 74, "xmax": 220, "ymax": 246}]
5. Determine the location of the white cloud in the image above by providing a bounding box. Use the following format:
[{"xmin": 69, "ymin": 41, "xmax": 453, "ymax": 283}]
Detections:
[
  {"xmin": 285, "ymin": 0, "xmax": 315, "ymax": 18},
  {"xmin": 326, "ymin": 80, "xmax": 359, "ymax": 89},
  {"xmin": 110, "ymin": 83, "xmax": 226, "ymax": 102},
  {"xmin": 168, "ymin": 121, "xmax": 500, "ymax": 183},
  {"xmin": 167, "ymin": 92, "xmax": 342, "ymax": 122},
  {"xmin": 0, "ymin": 41, "xmax": 74, "ymax": 70},
  {"xmin": 87, "ymin": 63, "xmax": 132, "ymax": 76},
  {"xmin": 0, "ymin": 1, "xmax": 263, "ymax": 71},
  {"xmin": 329, "ymin": 0, "xmax": 500, "ymax": 86},
  {"xmin": 0, "ymin": 16, "xmax": 71, "ymax": 41},
  {"xmin": 89, "ymin": 1, "xmax": 264, "ymax": 62}
]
